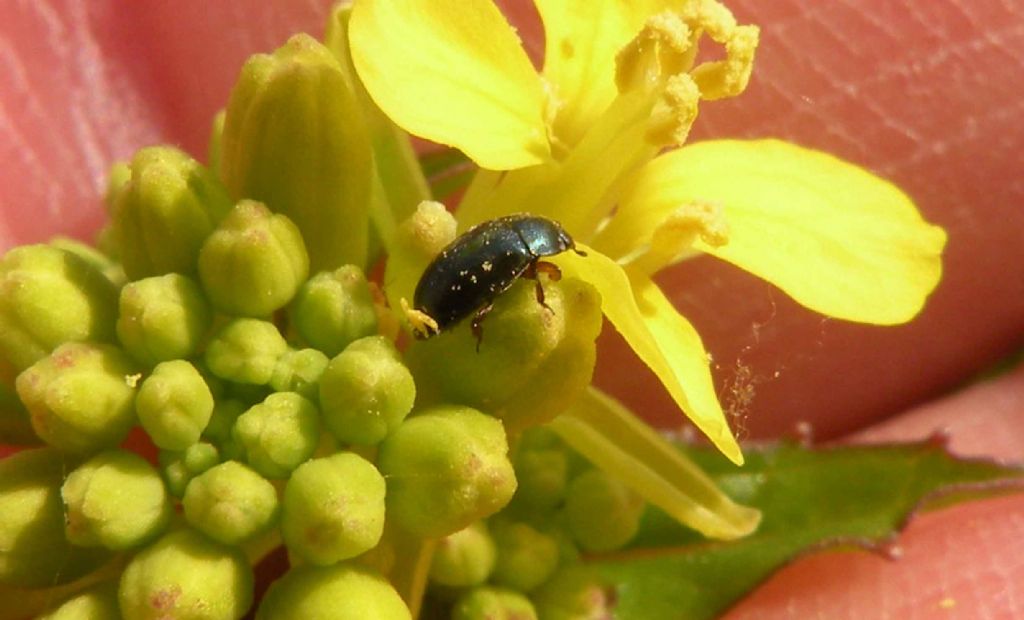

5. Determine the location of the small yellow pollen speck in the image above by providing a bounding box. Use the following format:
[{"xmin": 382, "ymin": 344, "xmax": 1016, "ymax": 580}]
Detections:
[
  {"xmin": 939, "ymin": 598, "xmax": 956, "ymax": 610},
  {"xmin": 125, "ymin": 373, "xmax": 142, "ymax": 388},
  {"xmin": 481, "ymin": 261, "xmax": 493, "ymax": 272},
  {"xmin": 459, "ymin": 270, "xmax": 468, "ymax": 276},
  {"xmin": 470, "ymin": 275, "xmax": 478, "ymax": 283}
]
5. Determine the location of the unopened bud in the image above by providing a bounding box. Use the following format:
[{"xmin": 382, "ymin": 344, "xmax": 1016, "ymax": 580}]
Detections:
[
  {"xmin": 221, "ymin": 34, "xmax": 373, "ymax": 272},
  {"xmin": 451, "ymin": 586, "xmax": 537, "ymax": 620},
  {"xmin": 0, "ymin": 245, "xmax": 118, "ymax": 370},
  {"xmin": 281, "ymin": 452, "xmax": 386, "ymax": 565},
  {"xmin": 564, "ymin": 469, "xmax": 645, "ymax": 553},
  {"xmin": 111, "ymin": 145, "xmax": 232, "ymax": 280},
  {"xmin": 135, "ymin": 360, "xmax": 215, "ymax": 451},
  {"xmin": 233, "ymin": 392, "xmax": 320, "ymax": 479},
  {"xmin": 269, "ymin": 348, "xmax": 328, "ymax": 400},
  {"xmin": 319, "ymin": 336, "xmax": 415, "ymax": 446},
  {"xmin": 38, "ymin": 581, "xmax": 120, "ymax": 620},
  {"xmin": 290, "ymin": 265, "xmax": 378, "ymax": 356},
  {"xmin": 377, "ymin": 405, "xmax": 516, "ymax": 538},
  {"xmin": 205, "ymin": 318, "xmax": 288, "ymax": 385},
  {"xmin": 183, "ymin": 460, "xmax": 280, "ymax": 546},
  {"xmin": 62, "ymin": 449, "xmax": 171, "ymax": 550},
  {"xmin": 198, "ymin": 200, "xmax": 309, "ymax": 317},
  {"xmin": 118, "ymin": 528, "xmax": 253, "ymax": 620},
  {"xmin": 116, "ymin": 274, "xmax": 212, "ymax": 367},
  {"xmin": 16, "ymin": 342, "xmax": 138, "ymax": 455},
  {"xmin": 489, "ymin": 519, "xmax": 560, "ymax": 593},
  {"xmin": 0, "ymin": 449, "xmax": 109, "ymax": 587},
  {"xmin": 429, "ymin": 521, "xmax": 496, "ymax": 588},
  {"xmin": 257, "ymin": 563, "xmax": 409, "ymax": 620},
  {"xmin": 160, "ymin": 441, "xmax": 221, "ymax": 498}
]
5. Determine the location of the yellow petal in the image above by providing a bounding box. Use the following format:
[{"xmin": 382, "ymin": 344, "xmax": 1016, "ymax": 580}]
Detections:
[
  {"xmin": 603, "ymin": 139, "xmax": 947, "ymax": 324},
  {"xmin": 349, "ymin": 0, "xmax": 551, "ymax": 170},
  {"xmin": 550, "ymin": 387, "xmax": 760, "ymax": 539},
  {"xmin": 536, "ymin": 0, "xmax": 674, "ymax": 146},
  {"xmin": 553, "ymin": 247, "xmax": 743, "ymax": 465}
]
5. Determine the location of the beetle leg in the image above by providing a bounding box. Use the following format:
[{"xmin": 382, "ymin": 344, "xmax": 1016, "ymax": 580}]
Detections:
[
  {"xmin": 471, "ymin": 303, "xmax": 493, "ymax": 352},
  {"xmin": 524, "ymin": 261, "xmax": 561, "ymax": 314}
]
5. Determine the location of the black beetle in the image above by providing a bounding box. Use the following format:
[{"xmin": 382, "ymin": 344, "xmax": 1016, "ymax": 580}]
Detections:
[{"xmin": 405, "ymin": 214, "xmax": 586, "ymax": 347}]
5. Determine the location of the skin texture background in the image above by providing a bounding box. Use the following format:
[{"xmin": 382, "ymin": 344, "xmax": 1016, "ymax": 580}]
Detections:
[{"xmin": 1, "ymin": 0, "xmax": 1021, "ymax": 617}]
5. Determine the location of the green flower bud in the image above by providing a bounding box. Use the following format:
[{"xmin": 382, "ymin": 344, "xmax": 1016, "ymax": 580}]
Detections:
[
  {"xmin": 319, "ymin": 336, "xmax": 415, "ymax": 446},
  {"xmin": 508, "ymin": 427, "xmax": 569, "ymax": 515},
  {"xmin": 290, "ymin": 266, "xmax": 378, "ymax": 356},
  {"xmin": 112, "ymin": 146, "xmax": 232, "ymax": 280},
  {"xmin": 233, "ymin": 392, "xmax": 319, "ymax": 479},
  {"xmin": 429, "ymin": 521, "xmax": 496, "ymax": 588},
  {"xmin": 119, "ymin": 528, "xmax": 253, "ymax": 620},
  {"xmin": 531, "ymin": 567, "xmax": 612, "ymax": 620},
  {"xmin": 183, "ymin": 460, "xmax": 279, "ymax": 546},
  {"xmin": 136, "ymin": 360, "xmax": 215, "ymax": 450},
  {"xmin": 281, "ymin": 452, "xmax": 385, "ymax": 565},
  {"xmin": 489, "ymin": 519, "xmax": 560, "ymax": 593},
  {"xmin": 116, "ymin": 274, "xmax": 212, "ymax": 366},
  {"xmin": 0, "ymin": 449, "xmax": 108, "ymax": 587},
  {"xmin": 451, "ymin": 586, "xmax": 537, "ymax": 620},
  {"xmin": 198, "ymin": 200, "xmax": 309, "ymax": 317},
  {"xmin": 221, "ymin": 34, "xmax": 373, "ymax": 272},
  {"xmin": 377, "ymin": 406, "xmax": 516, "ymax": 538},
  {"xmin": 269, "ymin": 348, "xmax": 328, "ymax": 400},
  {"xmin": 39, "ymin": 581, "xmax": 120, "ymax": 620},
  {"xmin": 16, "ymin": 342, "xmax": 138, "ymax": 455},
  {"xmin": 564, "ymin": 469, "xmax": 645, "ymax": 553},
  {"xmin": 408, "ymin": 277, "xmax": 602, "ymax": 432},
  {"xmin": 160, "ymin": 441, "xmax": 221, "ymax": 498},
  {"xmin": 257, "ymin": 563, "xmax": 409, "ymax": 620},
  {"xmin": 205, "ymin": 318, "xmax": 288, "ymax": 385},
  {"xmin": 0, "ymin": 245, "xmax": 118, "ymax": 370},
  {"xmin": 62, "ymin": 449, "xmax": 171, "ymax": 550}
]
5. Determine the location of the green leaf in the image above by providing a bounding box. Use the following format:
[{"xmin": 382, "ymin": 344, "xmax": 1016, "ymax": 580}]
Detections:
[{"xmin": 591, "ymin": 439, "xmax": 1024, "ymax": 620}]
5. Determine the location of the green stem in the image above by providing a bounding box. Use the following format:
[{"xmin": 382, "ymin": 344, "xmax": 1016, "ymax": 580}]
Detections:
[
  {"xmin": 380, "ymin": 523, "xmax": 435, "ymax": 619},
  {"xmin": 549, "ymin": 387, "xmax": 760, "ymax": 540}
]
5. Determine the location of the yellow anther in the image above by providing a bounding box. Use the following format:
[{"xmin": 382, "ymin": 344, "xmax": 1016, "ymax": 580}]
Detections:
[
  {"xmin": 647, "ymin": 74, "xmax": 701, "ymax": 147},
  {"xmin": 615, "ymin": 12, "xmax": 695, "ymax": 94},
  {"xmin": 625, "ymin": 201, "xmax": 730, "ymax": 275},
  {"xmin": 692, "ymin": 24, "xmax": 760, "ymax": 100}
]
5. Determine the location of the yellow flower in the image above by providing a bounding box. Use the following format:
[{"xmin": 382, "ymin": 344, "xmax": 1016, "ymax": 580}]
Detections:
[{"xmin": 348, "ymin": 0, "xmax": 946, "ymax": 466}]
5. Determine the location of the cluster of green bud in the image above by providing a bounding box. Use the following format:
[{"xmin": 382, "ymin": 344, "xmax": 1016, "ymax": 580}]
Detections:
[
  {"xmin": 0, "ymin": 7, "xmax": 621, "ymax": 619},
  {"xmin": 423, "ymin": 428, "xmax": 639, "ymax": 615}
]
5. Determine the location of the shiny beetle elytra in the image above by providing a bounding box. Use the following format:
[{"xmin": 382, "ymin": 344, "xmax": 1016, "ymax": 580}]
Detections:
[{"xmin": 404, "ymin": 214, "xmax": 586, "ymax": 347}]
